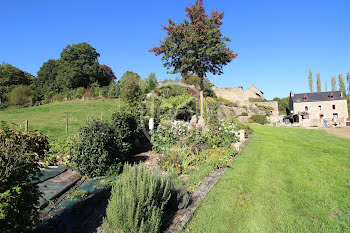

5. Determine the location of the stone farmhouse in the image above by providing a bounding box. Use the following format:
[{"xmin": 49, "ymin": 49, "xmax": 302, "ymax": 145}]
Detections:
[{"xmin": 289, "ymin": 91, "xmax": 349, "ymax": 127}]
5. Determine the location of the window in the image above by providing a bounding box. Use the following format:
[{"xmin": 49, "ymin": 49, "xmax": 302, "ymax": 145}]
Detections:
[
  {"xmin": 329, "ymin": 93, "xmax": 334, "ymax": 99},
  {"xmin": 319, "ymin": 114, "xmax": 324, "ymax": 119},
  {"xmin": 333, "ymin": 113, "xmax": 338, "ymax": 119},
  {"xmin": 332, "ymin": 105, "xmax": 336, "ymax": 109},
  {"xmin": 318, "ymin": 105, "xmax": 322, "ymax": 110},
  {"xmin": 305, "ymin": 106, "xmax": 308, "ymax": 111},
  {"xmin": 303, "ymin": 95, "xmax": 308, "ymax": 101}
]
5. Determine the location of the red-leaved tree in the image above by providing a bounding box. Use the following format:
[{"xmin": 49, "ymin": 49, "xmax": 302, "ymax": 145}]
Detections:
[{"xmin": 150, "ymin": 0, "xmax": 237, "ymax": 90}]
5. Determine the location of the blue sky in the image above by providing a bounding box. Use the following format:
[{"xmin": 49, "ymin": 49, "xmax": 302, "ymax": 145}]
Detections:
[{"xmin": 1, "ymin": 0, "xmax": 349, "ymax": 99}]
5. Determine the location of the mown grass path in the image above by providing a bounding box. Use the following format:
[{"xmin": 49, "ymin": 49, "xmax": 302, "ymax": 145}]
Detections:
[{"xmin": 185, "ymin": 125, "xmax": 350, "ymax": 232}]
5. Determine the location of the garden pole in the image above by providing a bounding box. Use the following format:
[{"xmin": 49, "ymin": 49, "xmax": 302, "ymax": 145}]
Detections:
[
  {"xmin": 65, "ymin": 118, "xmax": 68, "ymax": 133},
  {"xmin": 24, "ymin": 120, "xmax": 28, "ymax": 132}
]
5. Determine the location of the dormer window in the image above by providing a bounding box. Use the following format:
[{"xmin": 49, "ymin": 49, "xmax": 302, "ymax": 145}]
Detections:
[
  {"xmin": 303, "ymin": 95, "xmax": 308, "ymax": 101},
  {"xmin": 329, "ymin": 93, "xmax": 334, "ymax": 99}
]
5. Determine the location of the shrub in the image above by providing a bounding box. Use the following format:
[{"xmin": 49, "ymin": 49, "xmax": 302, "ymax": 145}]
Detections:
[
  {"xmin": 249, "ymin": 114, "xmax": 269, "ymax": 125},
  {"xmin": 217, "ymin": 97, "xmax": 237, "ymax": 107},
  {"xmin": 0, "ymin": 125, "xmax": 49, "ymax": 232},
  {"xmin": 8, "ymin": 85, "xmax": 33, "ymax": 107},
  {"xmin": 227, "ymin": 118, "xmax": 253, "ymax": 137},
  {"xmin": 205, "ymin": 98, "xmax": 221, "ymax": 135},
  {"xmin": 121, "ymin": 79, "xmax": 142, "ymax": 104},
  {"xmin": 103, "ymin": 164, "xmax": 188, "ymax": 233},
  {"xmin": 248, "ymin": 97, "xmax": 264, "ymax": 102},
  {"xmin": 72, "ymin": 119, "xmax": 123, "ymax": 177},
  {"xmin": 159, "ymin": 94, "xmax": 196, "ymax": 120},
  {"xmin": 240, "ymin": 112, "xmax": 248, "ymax": 116}
]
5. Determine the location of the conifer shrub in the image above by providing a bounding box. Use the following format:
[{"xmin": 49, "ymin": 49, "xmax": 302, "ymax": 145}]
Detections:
[
  {"xmin": 0, "ymin": 124, "xmax": 49, "ymax": 232},
  {"xmin": 103, "ymin": 164, "xmax": 188, "ymax": 233}
]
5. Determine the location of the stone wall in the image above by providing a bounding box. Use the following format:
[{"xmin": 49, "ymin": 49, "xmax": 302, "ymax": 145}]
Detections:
[{"xmin": 256, "ymin": 101, "xmax": 279, "ymax": 116}]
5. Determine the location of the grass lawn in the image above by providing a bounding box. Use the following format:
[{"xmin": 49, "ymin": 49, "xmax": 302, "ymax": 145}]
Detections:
[
  {"xmin": 185, "ymin": 125, "xmax": 350, "ymax": 232},
  {"xmin": 0, "ymin": 99, "xmax": 124, "ymax": 140}
]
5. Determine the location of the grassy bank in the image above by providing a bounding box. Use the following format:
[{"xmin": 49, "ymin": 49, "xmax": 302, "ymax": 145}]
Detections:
[
  {"xmin": 0, "ymin": 99, "xmax": 124, "ymax": 140},
  {"xmin": 185, "ymin": 125, "xmax": 350, "ymax": 232}
]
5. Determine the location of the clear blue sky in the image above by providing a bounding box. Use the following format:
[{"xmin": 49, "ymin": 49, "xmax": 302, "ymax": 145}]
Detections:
[{"xmin": 1, "ymin": 0, "xmax": 349, "ymax": 99}]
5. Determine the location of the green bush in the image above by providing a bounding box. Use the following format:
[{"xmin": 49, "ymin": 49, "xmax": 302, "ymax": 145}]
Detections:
[
  {"xmin": 249, "ymin": 114, "xmax": 269, "ymax": 125},
  {"xmin": 240, "ymin": 112, "xmax": 248, "ymax": 116},
  {"xmin": 217, "ymin": 97, "xmax": 237, "ymax": 107},
  {"xmin": 8, "ymin": 85, "xmax": 33, "ymax": 107},
  {"xmin": 103, "ymin": 164, "xmax": 188, "ymax": 233},
  {"xmin": 227, "ymin": 118, "xmax": 253, "ymax": 137},
  {"xmin": 0, "ymin": 125, "xmax": 49, "ymax": 232},
  {"xmin": 121, "ymin": 79, "xmax": 142, "ymax": 104},
  {"xmin": 248, "ymin": 97, "xmax": 264, "ymax": 102},
  {"xmin": 72, "ymin": 119, "xmax": 123, "ymax": 177},
  {"xmin": 159, "ymin": 94, "xmax": 196, "ymax": 120}
]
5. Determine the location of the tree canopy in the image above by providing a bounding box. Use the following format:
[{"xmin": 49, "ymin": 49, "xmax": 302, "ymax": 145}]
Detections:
[
  {"xmin": 56, "ymin": 43, "xmax": 112, "ymax": 89},
  {"xmin": 0, "ymin": 63, "xmax": 33, "ymax": 101},
  {"xmin": 150, "ymin": 0, "xmax": 237, "ymax": 89}
]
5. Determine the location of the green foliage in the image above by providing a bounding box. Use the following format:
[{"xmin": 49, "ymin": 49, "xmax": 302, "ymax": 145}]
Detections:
[
  {"xmin": 249, "ymin": 114, "xmax": 269, "ymax": 124},
  {"xmin": 67, "ymin": 188, "xmax": 88, "ymax": 200},
  {"xmin": 205, "ymin": 98, "xmax": 221, "ymax": 135},
  {"xmin": 103, "ymin": 164, "xmax": 188, "ymax": 233},
  {"xmin": 226, "ymin": 118, "xmax": 253, "ymax": 137},
  {"xmin": 308, "ymin": 69, "xmax": 313, "ymax": 92},
  {"xmin": 240, "ymin": 112, "xmax": 248, "ymax": 116},
  {"xmin": 331, "ymin": 75, "xmax": 337, "ymax": 91},
  {"xmin": 272, "ymin": 97, "xmax": 289, "ymax": 115},
  {"xmin": 316, "ymin": 72, "xmax": 321, "ymax": 92},
  {"xmin": 121, "ymin": 79, "xmax": 142, "ymax": 104},
  {"xmin": 8, "ymin": 85, "xmax": 33, "ymax": 107},
  {"xmin": 248, "ymin": 97, "xmax": 264, "ymax": 102},
  {"xmin": 0, "ymin": 125, "xmax": 49, "ymax": 232},
  {"xmin": 35, "ymin": 59, "xmax": 60, "ymax": 101},
  {"xmin": 160, "ymin": 94, "xmax": 196, "ymax": 120},
  {"xmin": 56, "ymin": 43, "xmax": 111, "ymax": 89},
  {"xmin": 181, "ymin": 73, "xmax": 215, "ymax": 97},
  {"xmin": 72, "ymin": 119, "xmax": 123, "ymax": 177},
  {"xmin": 217, "ymin": 97, "xmax": 237, "ymax": 107},
  {"xmin": 255, "ymin": 104, "xmax": 274, "ymax": 116},
  {"xmin": 339, "ymin": 73, "xmax": 346, "ymax": 95},
  {"xmin": 48, "ymin": 138, "xmax": 75, "ymax": 166},
  {"xmin": 157, "ymin": 83, "xmax": 187, "ymax": 98},
  {"xmin": 150, "ymin": 0, "xmax": 237, "ymax": 90},
  {"xmin": 117, "ymin": 71, "xmax": 141, "ymax": 95},
  {"xmin": 0, "ymin": 63, "xmax": 32, "ymax": 102},
  {"xmin": 144, "ymin": 72, "xmax": 158, "ymax": 93}
]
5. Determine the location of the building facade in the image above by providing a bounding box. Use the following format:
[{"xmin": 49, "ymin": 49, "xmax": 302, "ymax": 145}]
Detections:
[{"xmin": 289, "ymin": 91, "xmax": 349, "ymax": 127}]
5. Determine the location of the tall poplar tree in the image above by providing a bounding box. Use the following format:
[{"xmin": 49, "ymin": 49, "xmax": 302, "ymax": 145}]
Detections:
[
  {"xmin": 316, "ymin": 72, "xmax": 321, "ymax": 92},
  {"xmin": 149, "ymin": 0, "xmax": 237, "ymax": 90},
  {"xmin": 308, "ymin": 69, "xmax": 313, "ymax": 92},
  {"xmin": 339, "ymin": 74, "xmax": 346, "ymax": 95},
  {"xmin": 347, "ymin": 72, "xmax": 350, "ymax": 94},
  {"xmin": 331, "ymin": 75, "xmax": 336, "ymax": 91},
  {"xmin": 324, "ymin": 80, "xmax": 328, "ymax": 91}
]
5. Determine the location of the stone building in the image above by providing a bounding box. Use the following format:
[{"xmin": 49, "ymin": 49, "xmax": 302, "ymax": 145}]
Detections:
[
  {"xmin": 214, "ymin": 84, "xmax": 264, "ymax": 103},
  {"xmin": 289, "ymin": 91, "xmax": 349, "ymax": 127}
]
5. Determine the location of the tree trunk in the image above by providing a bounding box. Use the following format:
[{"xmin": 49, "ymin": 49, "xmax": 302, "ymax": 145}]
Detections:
[{"xmin": 200, "ymin": 75, "xmax": 204, "ymax": 116}]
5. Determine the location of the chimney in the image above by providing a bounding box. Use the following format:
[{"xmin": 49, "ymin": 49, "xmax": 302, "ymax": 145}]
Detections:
[{"xmin": 290, "ymin": 91, "xmax": 294, "ymax": 97}]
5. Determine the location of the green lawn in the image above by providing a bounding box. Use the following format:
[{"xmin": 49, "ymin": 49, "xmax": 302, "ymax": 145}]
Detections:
[
  {"xmin": 0, "ymin": 99, "xmax": 124, "ymax": 140},
  {"xmin": 185, "ymin": 125, "xmax": 350, "ymax": 232}
]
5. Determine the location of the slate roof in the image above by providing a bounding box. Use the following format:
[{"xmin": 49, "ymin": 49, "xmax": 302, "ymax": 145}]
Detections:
[{"xmin": 292, "ymin": 91, "xmax": 346, "ymax": 103}]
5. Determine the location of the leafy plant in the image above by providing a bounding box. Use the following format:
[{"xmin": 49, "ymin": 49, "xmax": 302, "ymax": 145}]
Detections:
[
  {"xmin": 0, "ymin": 124, "xmax": 49, "ymax": 232},
  {"xmin": 72, "ymin": 119, "xmax": 123, "ymax": 177}
]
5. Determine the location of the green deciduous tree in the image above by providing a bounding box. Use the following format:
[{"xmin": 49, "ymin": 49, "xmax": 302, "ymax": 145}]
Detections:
[
  {"xmin": 150, "ymin": 0, "xmax": 237, "ymax": 90},
  {"xmin": 56, "ymin": 43, "xmax": 111, "ymax": 89},
  {"xmin": 331, "ymin": 75, "xmax": 336, "ymax": 91},
  {"xmin": 338, "ymin": 73, "xmax": 346, "ymax": 95},
  {"xmin": 143, "ymin": 72, "xmax": 158, "ymax": 93},
  {"xmin": 0, "ymin": 64, "xmax": 32, "ymax": 102},
  {"xmin": 308, "ymin": 69, "xmax": 313, "ymax": 92},
  {"xmin": 35, "ymin": 59, "xmax": 59, "ymax": 101},
  {"xmin": 316, "ymin": 72, "xmax": 321, "ymax": 92}
]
